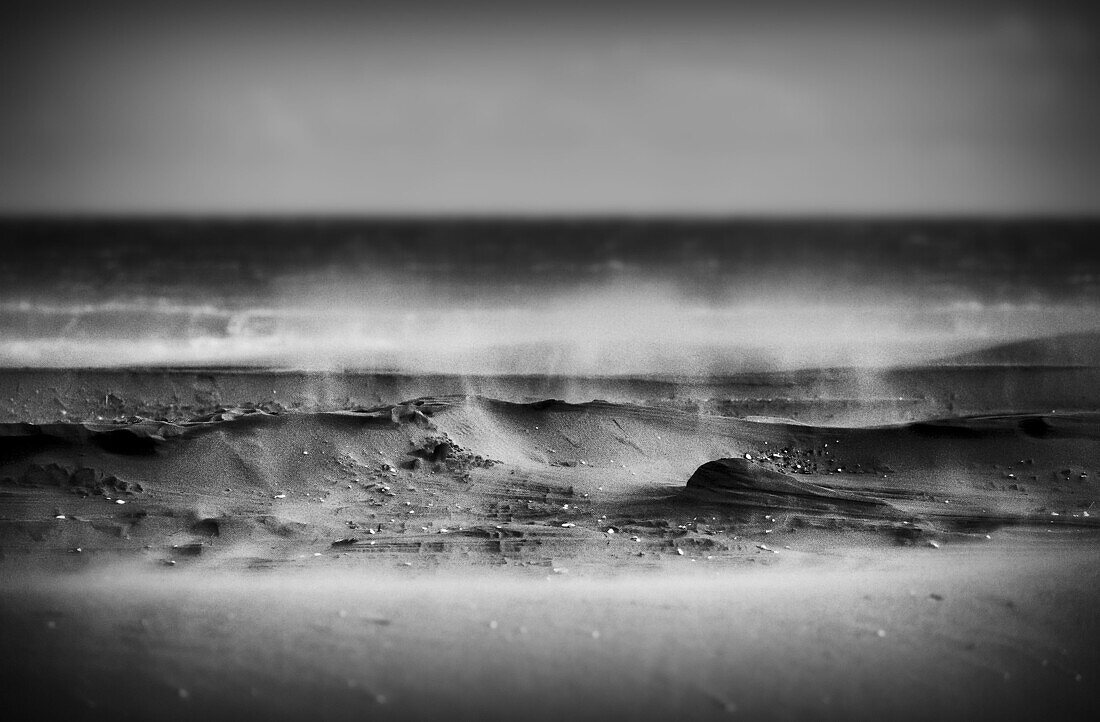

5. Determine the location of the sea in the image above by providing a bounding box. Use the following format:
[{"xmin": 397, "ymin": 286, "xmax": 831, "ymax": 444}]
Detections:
[{"xmin": 1, "ymin": 217, "xmax": 1098, "ymax": 374}]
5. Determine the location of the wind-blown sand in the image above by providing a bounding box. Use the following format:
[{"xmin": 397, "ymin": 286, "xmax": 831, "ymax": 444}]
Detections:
[{"xmin": 1, "ymin": 367, "xmax": 1098, "ymax": 721}]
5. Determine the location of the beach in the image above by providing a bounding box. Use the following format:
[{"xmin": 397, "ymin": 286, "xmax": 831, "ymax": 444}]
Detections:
[
  {"xmin": 1, "ymin": 219, "xmax": 1099, "ymax": 720},
  {"xmin": 1, "ymin": 363, "xmax": 1098, "ymax": 721},
  {"xmin": 5, "ymin": 0, "xmax": 1100, "ymax": 713}
]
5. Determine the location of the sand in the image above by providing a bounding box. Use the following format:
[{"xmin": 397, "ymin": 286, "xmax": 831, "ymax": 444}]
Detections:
[
  {"xmin": 1, "ymin": 366, "xmax": 1098, "ymax": 721},
  {"xmin": 4, "ymin": 544, "xmax": 1098, "ymax": 722}
]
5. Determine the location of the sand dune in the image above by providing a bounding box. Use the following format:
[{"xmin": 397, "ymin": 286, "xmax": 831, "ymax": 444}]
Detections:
[
  {"xmin": 4, "ymin": 359, "xmax": 1100, "ymax": 429},
  {"xmin": 929, "ymin": 331, "xmax": 1100, "ymax": 367},
  {"xmin": 1, "ymin": 381, "xmax": 1098, "ymax": 720},
  {"xmin": 1, "ymin": 396, "xmax": 1096, "ymax": 565}
]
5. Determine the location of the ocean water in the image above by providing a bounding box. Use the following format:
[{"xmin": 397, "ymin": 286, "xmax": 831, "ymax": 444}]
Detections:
[{"xmin": 1, "ymin": 217, "xmax": 1098, "ymax": 373}]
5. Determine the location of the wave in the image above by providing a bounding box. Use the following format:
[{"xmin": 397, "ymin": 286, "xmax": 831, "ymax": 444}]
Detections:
[
  {"xmin": 3, "ymin": 298, "xmax": 1099, "ymax": 374},
  {"xmin": 3, "ymin": 218, "xmax": 1100, "ymax": 372}
]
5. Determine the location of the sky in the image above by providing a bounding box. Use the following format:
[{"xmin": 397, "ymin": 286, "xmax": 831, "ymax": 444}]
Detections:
[{"xmin": 2, "ymin": 0, "xmax": 1098, "ymax": 215}]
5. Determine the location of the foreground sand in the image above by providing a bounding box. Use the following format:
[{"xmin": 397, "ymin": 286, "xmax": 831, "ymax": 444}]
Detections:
[
  {"xmin": 1, "ymin": 369, "xmax": 1098, "ymax": 720},
  {"xmin": 2, "ymin": 539, "xmax": 1097, "ymax": 722}
]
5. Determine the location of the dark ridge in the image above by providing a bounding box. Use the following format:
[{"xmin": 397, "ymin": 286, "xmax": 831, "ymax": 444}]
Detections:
[
  {"xmin": 0, "ymin": 435, "xmax": 72, "ymax": 464},
  {"xmin": 927, "ymin": 331, "xmax": 1100, "ymax": 367},
  {"xmin": 190, "ymin": 518, "xmax": 221, "ymax": 537},
  {"xmin": 524, "ymin": 399, "xmax": 579, "ymax": 411},
  {"xmin": 909, "ymin": 413, "xmax": 1100, "ymax": 440},
  {"xmin": 89, "ymin": 429, "xmax": 161, "ymax": 455},
  {"xmin": 685, "ymin": 458, "xmax": 893, "ymax": 512}
]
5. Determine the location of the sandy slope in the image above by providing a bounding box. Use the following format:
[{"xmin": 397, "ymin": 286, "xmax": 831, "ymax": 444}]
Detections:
[
  {"xmin": 4, "ymin": 359, "xmax": 1100, "ymax": 427},
  {"xmin": 1, "ymin": 396, "xmax": 1096, "ymax": 562},
  {"xmin": 1, "ymin": 380, "xmax": 1098, "ymax": 720}
]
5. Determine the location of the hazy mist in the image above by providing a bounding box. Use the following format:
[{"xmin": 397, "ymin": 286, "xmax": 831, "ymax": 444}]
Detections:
[{"xmin": 3, "ymin": 0, "xmax": 1098, "ymax": 214}]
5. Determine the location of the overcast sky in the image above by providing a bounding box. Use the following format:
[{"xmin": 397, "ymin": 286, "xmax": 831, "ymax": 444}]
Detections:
[{"xmin": 2, "ymin": 0, "xmax": 1098, "ymax": 214}]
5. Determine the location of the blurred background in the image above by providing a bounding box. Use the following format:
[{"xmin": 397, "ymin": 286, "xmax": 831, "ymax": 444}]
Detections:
[{"xmin": 2, "ymin": 1, "xmax": 1098, "ymax": 373}]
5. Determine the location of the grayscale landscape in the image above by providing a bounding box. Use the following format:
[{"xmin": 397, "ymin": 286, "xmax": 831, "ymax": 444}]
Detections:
[{"xmin": 2, "ymin": 3, "xmax": 1098, "ymax": 721}]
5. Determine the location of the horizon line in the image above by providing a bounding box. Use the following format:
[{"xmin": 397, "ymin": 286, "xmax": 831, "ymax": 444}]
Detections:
[{"xmin": 3, "ymin": 211, "xmax": 1100, "ymax": 223}]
